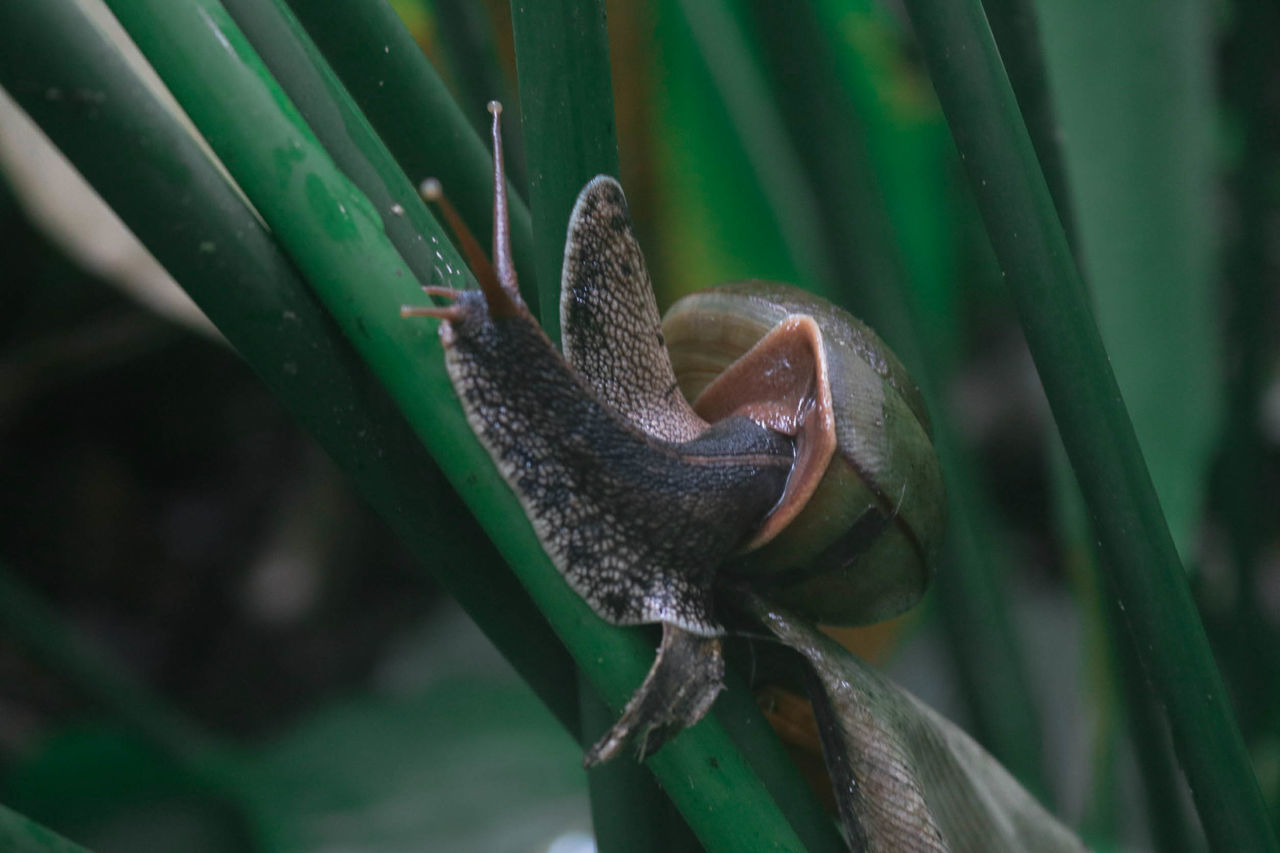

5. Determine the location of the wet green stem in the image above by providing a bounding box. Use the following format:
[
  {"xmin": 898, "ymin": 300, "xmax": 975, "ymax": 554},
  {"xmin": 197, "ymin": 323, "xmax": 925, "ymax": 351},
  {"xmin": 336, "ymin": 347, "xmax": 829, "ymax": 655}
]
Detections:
[{"xmin": 901, "ymin": 0, "xmax": 1276, "ymax": 847}]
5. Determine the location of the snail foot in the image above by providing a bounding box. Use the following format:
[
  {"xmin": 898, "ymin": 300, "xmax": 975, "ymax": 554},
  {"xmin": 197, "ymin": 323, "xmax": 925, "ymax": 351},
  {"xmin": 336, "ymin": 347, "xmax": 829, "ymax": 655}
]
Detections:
[{"xmin": 584, "ymin": 624, "xmax": 724, "ymax": 766}]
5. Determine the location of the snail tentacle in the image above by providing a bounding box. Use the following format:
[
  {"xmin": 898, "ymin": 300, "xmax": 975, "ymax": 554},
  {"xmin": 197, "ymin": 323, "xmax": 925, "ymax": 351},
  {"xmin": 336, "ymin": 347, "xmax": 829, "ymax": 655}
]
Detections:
[{"xmin": 485, "ymin": 100, "xmax": 520, "ymax": 312}]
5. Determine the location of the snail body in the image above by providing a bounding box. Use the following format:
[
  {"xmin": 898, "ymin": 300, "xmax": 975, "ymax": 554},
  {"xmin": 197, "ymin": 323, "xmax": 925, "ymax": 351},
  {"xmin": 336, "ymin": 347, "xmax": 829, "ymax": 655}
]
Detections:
[
  {"xmin": 409, "ymin": 103, "xmax": 943, "ymax": 764},
  {"xmin": 433, "ymin": 282, "xmax": 793, "ymax": 635}
]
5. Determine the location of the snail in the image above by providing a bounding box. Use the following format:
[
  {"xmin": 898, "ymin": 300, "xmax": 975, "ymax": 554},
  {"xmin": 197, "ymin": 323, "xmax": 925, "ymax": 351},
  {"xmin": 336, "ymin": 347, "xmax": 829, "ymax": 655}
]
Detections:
[{"xmin": 405, "ymin": 102, "xmax": 944, "ymax": 766}]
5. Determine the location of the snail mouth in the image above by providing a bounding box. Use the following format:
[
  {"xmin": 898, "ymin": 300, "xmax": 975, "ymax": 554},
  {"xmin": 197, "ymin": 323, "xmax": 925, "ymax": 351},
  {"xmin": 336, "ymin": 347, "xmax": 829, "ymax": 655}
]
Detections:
[{"xmin": 689, "ymin": 314, "xmax": 836, "ymax": 551}]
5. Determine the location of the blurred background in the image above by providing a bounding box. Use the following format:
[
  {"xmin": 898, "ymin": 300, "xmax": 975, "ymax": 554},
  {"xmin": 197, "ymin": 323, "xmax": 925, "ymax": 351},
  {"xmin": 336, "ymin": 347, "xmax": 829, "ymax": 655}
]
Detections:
[{"xmin": 1, "ymin": 0, "xmax": 1277, "ymax": 850}]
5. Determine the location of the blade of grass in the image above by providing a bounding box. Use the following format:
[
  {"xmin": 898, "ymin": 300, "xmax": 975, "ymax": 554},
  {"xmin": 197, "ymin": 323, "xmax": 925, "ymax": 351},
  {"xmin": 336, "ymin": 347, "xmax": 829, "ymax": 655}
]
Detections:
[
  {"xmin": 980, "ymin": 0, "xmax": 1073, "ymax": 247},
  {"xmin": 672, "ymin": 0, "xmax": 834, "ymax": 301},
  {"xmin": 579, "ymin": 688, "xmax": 704, "ymax": 853},
  {"xmin": 900, "ymin": 0, "xmax": 1277, "ymax": 847},
  {"xmin": 222, "ymin": 0, "xmax": 448, "ymax": 294},
  {"xmin": 0, "ymin": 0, "xmax": 578, "ymax": 735},
  {"xmin": 1054, "ymin": 444, "xmax": 1201, "ymax": 851},
  {"xmin": 96, "ymin": 1, "xmax": 843, "ymax": 848},
  {"xmin": 510, "ymin": 0, "xmax": 619, "ymax": 337},
  {"xmin": 285, "ymin": 0, "xmax": 540, "ymax": 309},
  {"xmin": 985, "ymin": 1, "xmax": 1202, "ymax": 840}
]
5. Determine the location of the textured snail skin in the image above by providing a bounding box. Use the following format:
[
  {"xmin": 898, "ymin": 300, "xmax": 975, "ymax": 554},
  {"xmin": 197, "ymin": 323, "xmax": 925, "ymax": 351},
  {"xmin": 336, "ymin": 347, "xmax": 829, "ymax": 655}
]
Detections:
[
  {"xmin": 560, "ymin": 177, "xmax": 707, "ymax": 445},
  {"xmin": 436, "ymin": 286, "xmax": 793, "ymax": 634},
  {"xmin": 557, "ymin": 180, "xmax": 943, "ymax": 630}
]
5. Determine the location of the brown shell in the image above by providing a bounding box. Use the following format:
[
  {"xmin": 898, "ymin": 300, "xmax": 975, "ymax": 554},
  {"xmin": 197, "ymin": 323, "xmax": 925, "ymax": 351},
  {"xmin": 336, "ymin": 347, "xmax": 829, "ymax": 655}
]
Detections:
[{"xmin": 663, "ymin": 282, "xmax": 945, "ymax": 625}]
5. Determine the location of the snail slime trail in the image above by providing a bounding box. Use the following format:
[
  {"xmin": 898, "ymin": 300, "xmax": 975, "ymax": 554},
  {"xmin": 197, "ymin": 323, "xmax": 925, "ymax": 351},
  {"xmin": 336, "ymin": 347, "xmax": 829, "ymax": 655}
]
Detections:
[{"xmin": 405, "ymin": 102, "xmax": 944, "ymax": 766}]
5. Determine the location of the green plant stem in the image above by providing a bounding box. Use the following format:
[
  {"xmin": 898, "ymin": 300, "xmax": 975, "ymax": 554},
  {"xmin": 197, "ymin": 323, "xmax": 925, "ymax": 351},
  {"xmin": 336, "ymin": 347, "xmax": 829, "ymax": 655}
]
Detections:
[
  {"xmin": 674, "ymin": 0, "xmax": 833, "ymax": 300},
  {"xmin": 980, "ymin": 0, "xmax": 1074, "ymax": 248},
  {"xmin": 286, "ymin": 0, "xmax": 540, "ymax": 309},
  {"xmin": 510, "ymin": 0, "xmax": 620, "ymax": 337},
  {"xmin": 579, "ymin": 685, "xmax": 705, "ymax": 853},
  {"xmin": 986, "ymin": 2, "xmax": 1202, "ymax": 840},
  {"xmin": 0, "ymin": 0, "xmax": 578, "ymax": 735},
  {"xmin": 222, "ymin": 0, "xmax": 445, "ymax": 298},
  {"xmin": 0, "ymin": 803, "xmax": 89, "ymax": 853},
  {"xmin": 94, "ymin": 1, "xmax": 842, "ymax": 849},
  {"xmin": 901, "ymin": 0, "xmax": 1277, "ymax": 848},
  {"xmin": 1104, "ymin": 579, "xmax": 1202, "ymax": 853},
  {"xmin": 1055, "ymin": 440, "xmax": 1199, "ymax": 851}
]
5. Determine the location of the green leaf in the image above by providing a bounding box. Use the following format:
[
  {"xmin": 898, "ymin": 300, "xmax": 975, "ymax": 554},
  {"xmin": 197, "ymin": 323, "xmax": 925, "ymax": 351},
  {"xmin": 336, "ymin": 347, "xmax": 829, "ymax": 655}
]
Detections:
[
  {"xmin": 649, "ymin": 0, "xmax": 803, "ymax": 300},
  {"xmin": 1032, "ymin": 0, "xmax": 1219, "ymax": 562},
  {"xmin": 511, "ymin": 0, "xmax": 620, "ymax": 337},
  {"xmin": 6, "ymin": 674, "xmax": 587, "ymax": 852}
]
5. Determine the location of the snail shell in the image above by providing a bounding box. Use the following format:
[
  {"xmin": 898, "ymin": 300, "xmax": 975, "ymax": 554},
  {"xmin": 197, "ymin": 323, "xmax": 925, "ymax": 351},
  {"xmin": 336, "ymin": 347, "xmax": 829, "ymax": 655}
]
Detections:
[{"xmin": 662, "ymin": 282, "xmax": 944, "ymax": 625}]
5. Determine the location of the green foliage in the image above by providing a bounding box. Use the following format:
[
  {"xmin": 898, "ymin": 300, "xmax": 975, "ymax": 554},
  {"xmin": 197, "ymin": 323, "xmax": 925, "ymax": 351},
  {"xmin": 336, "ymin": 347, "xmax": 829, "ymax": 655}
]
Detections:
[{"xmin": 8, "ymin": 677, "xmax": 585, "ymax": 852}]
